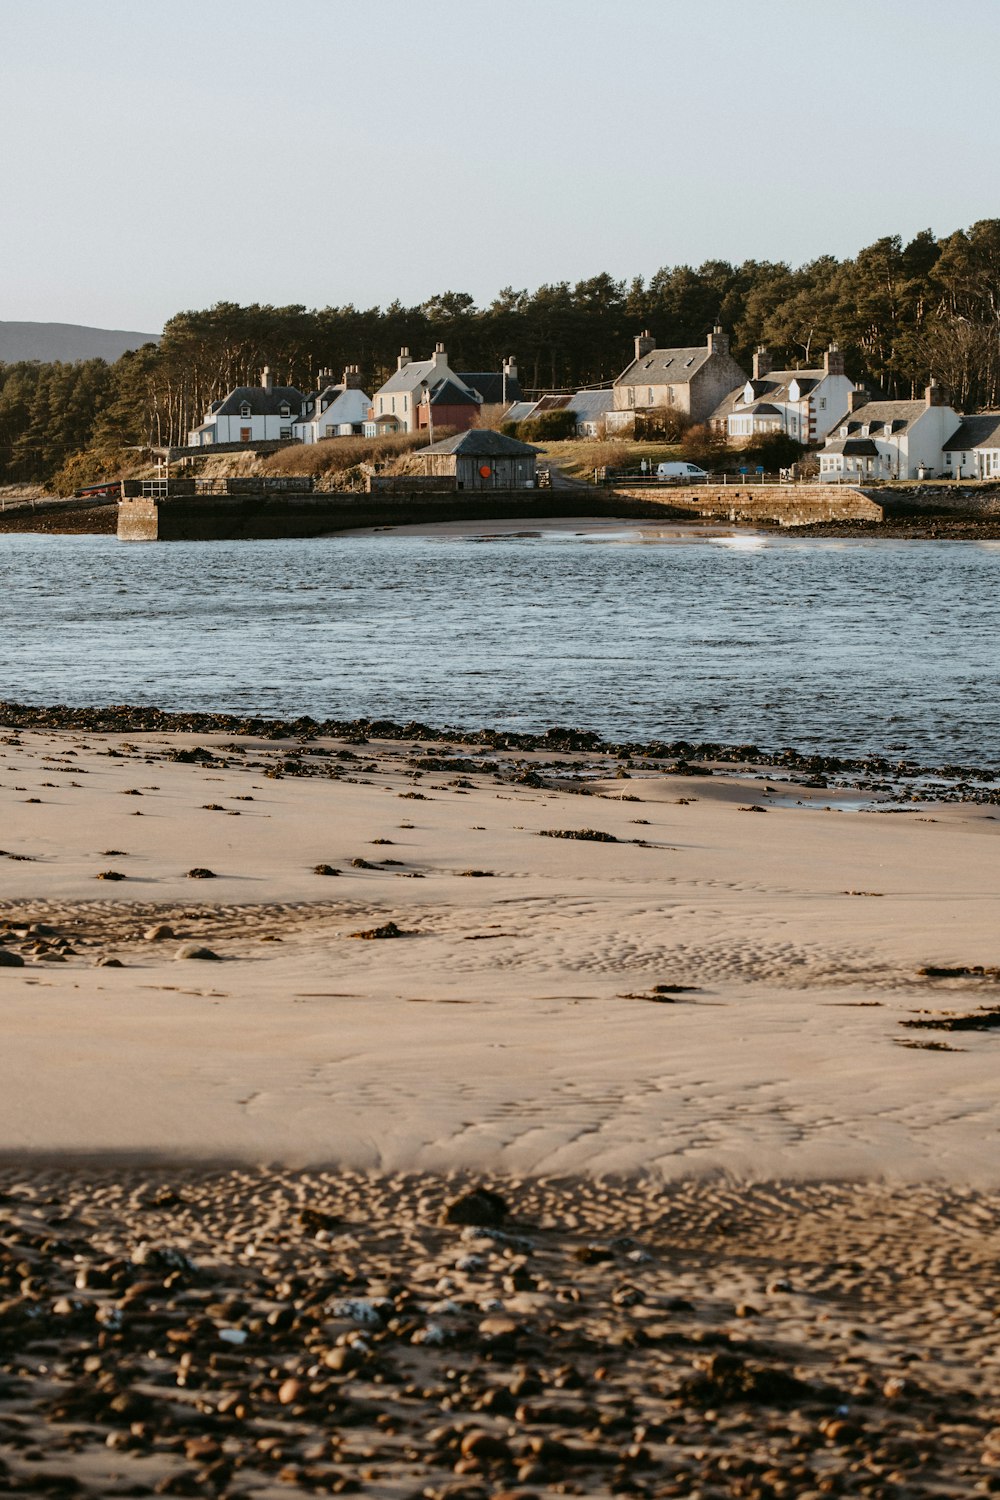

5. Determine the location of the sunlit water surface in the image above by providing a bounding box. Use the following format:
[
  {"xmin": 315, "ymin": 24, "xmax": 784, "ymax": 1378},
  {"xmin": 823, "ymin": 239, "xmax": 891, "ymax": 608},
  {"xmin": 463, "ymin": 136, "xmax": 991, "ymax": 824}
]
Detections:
[{"xmin": 2, "ymin": 525, "xmax": 998, "ymax": 764}]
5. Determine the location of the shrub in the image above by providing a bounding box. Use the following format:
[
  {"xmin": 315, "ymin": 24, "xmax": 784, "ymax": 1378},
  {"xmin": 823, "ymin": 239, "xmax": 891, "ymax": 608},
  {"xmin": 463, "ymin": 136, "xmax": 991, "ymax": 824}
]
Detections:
[
  {"xmin": 517, "ymin": 408, "xmax": 578, "ymax": 441},
  {"xmin": 635, "ymin": 405, "xmax": 693, "ymax": 442},
  {"xmin": 741, "ymin": 432, "xmax": 806, "ymax": 471}
]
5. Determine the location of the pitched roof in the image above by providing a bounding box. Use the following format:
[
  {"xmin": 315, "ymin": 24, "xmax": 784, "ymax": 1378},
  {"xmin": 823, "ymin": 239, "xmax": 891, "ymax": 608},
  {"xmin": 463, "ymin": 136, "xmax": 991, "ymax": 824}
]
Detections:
[
  {"xmin": 822, "ymin": 437, "xmax": 881, "ymax": 456},
  {"xmin": 459, "ymin": 370, "xmax": 524, "ymax": 404},
  {"xmin": 616, "ymin": 346, "xmax": 712, "ymax": 386},
  {"xmin": 418, "ymin": 429, "xmax": 539, "ymax": 457},
  {"xmin": 711, "ymin": 367, "xmax": 829, "ymax": 422},
  {"xmin": 429, "ymin": 377, "xmax": 478, "ymax": 407},
  {"xmin": 568, "ymin": 389, "xmax": 615, "ymax": 419},
  {"xmin": 502, "ymin": 400, "xmax": 540, "ymax": 424},
  {"xmin": 829, "ymin": 400, "xmax": 926, "ymax": 436},
  {"xmin": 214, "ymin": 385, "xmax": 304, "ymax": 417},
  {"xmin": 942, "ymin": 413, "xmax": 1000, "ymax": 450},
  {"xmin": 377, "ymin": 359, "xmax": 480, "ymax": 401}
]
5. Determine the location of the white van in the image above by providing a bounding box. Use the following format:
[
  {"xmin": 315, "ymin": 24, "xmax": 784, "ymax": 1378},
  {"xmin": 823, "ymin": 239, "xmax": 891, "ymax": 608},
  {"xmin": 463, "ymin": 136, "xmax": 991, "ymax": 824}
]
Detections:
[{"xmin": 656, "ymin": 461, "xmax": 708, "ymax": 481}]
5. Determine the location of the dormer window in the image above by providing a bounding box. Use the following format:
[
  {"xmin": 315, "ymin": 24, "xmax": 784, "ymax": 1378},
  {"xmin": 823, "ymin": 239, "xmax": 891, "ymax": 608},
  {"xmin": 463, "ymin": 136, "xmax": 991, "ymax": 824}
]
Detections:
[
  {"xmin": 240, "ymin": 401, "xmax": 251, "ymax": 418},
  {"xmin": 279, "ymin": 402, "xmax": 291, "ymax": 418}
]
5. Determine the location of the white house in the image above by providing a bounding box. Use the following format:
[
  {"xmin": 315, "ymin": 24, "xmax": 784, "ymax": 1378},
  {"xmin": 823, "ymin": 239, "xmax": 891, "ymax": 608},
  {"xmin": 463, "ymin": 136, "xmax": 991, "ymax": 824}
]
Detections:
[
  {"xmin": 712, "ymin": 346, "xmax": 857, "ymax": 445},
  {"xmin": 369, "ymin": 346, "xmax": 477, "ymax": 434},
  {"xmin": 188, "ymin": 367, "xmax": 305, "ymax": 447},
  {"xmin": 292, "ymin": 366, "xmax": 371, "ymax": 444},
  {"xmin": 818, "ymin": 384, "xmax": 962, "ymax": 482},
  {"xmin": 367, "ymin": 346, "xmax": 521, "ymax": 435},
  {"xmin": 941, "ymin": 413, "xmax": 1000, "ymax": 479}
]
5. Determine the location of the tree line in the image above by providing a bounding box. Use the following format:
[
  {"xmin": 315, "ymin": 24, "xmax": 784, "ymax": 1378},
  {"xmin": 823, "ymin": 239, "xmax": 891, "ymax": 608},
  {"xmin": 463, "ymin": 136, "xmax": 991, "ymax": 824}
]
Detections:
[{"xmin": 4, "ymin": 218, "xmax": 1000, "ymax": 486}]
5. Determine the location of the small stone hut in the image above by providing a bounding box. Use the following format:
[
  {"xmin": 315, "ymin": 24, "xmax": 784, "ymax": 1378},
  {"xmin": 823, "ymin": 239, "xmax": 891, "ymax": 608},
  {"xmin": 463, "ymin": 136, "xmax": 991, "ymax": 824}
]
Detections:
[{"xmin": 413, "ymin": 429, "xmax": 539, "ymax": 489}]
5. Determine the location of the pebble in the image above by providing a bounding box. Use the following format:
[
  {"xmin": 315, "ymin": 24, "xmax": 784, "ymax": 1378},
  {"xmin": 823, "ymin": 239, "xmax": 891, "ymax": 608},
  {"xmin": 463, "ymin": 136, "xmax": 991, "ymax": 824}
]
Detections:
[{"xmin": 174, "ymin": 944, "xmax": 221, "ymax": 961}]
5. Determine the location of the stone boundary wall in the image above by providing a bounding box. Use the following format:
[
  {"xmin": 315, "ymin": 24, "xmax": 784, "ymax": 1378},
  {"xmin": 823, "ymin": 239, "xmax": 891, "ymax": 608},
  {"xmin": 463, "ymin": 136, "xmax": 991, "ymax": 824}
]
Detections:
[{"xmin": 610, "ymin": 485, "xmax": 884, "ymax": 526}]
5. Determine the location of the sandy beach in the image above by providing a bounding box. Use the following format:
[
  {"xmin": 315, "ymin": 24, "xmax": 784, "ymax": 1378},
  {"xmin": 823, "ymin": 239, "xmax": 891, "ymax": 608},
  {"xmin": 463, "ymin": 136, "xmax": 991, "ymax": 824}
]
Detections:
[{"xmin": 3, "ymin": 716, "xmax": 1000, "ymax": 1497}]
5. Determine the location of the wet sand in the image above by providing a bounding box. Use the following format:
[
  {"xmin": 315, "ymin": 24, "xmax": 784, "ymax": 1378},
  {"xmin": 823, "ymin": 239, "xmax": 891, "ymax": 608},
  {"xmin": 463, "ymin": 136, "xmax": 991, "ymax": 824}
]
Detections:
[{"xmin": 3, "ymin": 720, "xmax": 1000, "ymax": 1496}]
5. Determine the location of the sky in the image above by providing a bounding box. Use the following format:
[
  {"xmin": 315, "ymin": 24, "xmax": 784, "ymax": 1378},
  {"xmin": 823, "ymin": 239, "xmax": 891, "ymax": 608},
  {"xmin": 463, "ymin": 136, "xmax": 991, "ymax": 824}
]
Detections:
[{"xmin": 2, "ymin": 0, "xmax": 999, "ymax": 334}]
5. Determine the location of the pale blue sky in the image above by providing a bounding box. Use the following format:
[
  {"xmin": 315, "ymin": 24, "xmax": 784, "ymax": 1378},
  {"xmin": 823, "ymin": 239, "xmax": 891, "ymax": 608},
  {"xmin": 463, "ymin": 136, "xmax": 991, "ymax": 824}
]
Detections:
[{"xmin": 2, "ymin": 0, "xmax": 998, "ymax": 332}]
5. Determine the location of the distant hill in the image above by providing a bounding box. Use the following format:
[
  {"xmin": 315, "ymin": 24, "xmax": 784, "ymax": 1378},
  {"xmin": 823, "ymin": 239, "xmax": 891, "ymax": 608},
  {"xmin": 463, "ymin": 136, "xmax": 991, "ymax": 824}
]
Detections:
[{"xmin": 0, "ymin": 321, "xmax": 161, "ymax": 365}]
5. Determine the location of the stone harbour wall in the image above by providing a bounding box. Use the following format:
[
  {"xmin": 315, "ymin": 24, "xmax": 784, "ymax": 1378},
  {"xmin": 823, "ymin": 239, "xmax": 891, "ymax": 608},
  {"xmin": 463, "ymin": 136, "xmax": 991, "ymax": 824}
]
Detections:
[
  {"xmin": 609, "ymin": 485, "xmax": 884, "ymax": 526},
  {"xmin": 117, "ymin": 491, "xmax": 624, "ymax": 542}
]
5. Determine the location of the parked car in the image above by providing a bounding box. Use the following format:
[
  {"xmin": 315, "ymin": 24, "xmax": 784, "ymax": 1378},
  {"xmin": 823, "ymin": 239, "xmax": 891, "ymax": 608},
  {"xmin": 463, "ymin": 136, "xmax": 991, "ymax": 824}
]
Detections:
[{"xmin": 655, "ymin": 461, "xmax": 708, "ymax": 481}]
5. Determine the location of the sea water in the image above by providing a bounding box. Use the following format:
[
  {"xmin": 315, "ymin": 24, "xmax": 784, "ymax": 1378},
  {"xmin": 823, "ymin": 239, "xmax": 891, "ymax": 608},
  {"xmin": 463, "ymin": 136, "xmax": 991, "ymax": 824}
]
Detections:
[{"xmin": 2, "ymin": 524, "xmax": 998, "ymax": 765}]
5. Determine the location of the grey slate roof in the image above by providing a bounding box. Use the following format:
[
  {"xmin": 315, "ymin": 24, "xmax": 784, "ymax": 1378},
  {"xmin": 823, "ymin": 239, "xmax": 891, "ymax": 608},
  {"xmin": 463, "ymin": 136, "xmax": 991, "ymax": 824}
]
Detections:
[
  {"xmin": 832, "ymin": 400, "xmax": 925, "ymax": 435},
  {"xmin": 822, "ymin": 437, "xmax": 881, "ymax": 456},
  {"xmin": 568, "ymin": 389, "xmax": 616, "ymax": 421},
  {"xmin": 501, "ymin": 400, "xmax": 539, "ymax": 424},
  {"xmin": 376, "ymin": 358, "xmax": 440, "ymax": 395},
  {"xmin": 418, "ymin": 429, "xmax": 539, "ymax": 457},
  {"xmin": 429, "ymin": 377, "xmax": 478, "ymax": 407},
  {"xmin": 214, "ymin": 385, "xmax": 304, "ymax": 417},
  {"xmin": 459, "ymin": 370, "xmax": 524, "ymax": 404},
  {"xmin": 942, "ymin": 413, "xmax": 1000, "ymax": 450},
  {"xmin": 616, "ymin": 346, "xmax": 711, "ymax": 386},
  {"xmin": 711, "ymin": 368, "xmax": 826, "ymax": 423}
]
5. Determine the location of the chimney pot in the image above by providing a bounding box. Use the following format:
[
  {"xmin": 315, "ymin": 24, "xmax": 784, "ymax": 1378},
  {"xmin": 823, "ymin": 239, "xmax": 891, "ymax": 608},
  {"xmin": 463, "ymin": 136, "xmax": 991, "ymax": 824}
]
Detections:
[
  {"xmin": 823, "ymin": 343, "xmax": 846, "ymax": 378},
  {"xmin": 634, "ymin": 329, "xmax": 656, "ymax": 362},
  {"xmin": 752, "ymin": 346, "xmax": 773, "ymax": 380},
  {"xmin": 706, "ymin": 325, "xmax": 729, "ymax": 357},
  {"xmin": 262, "ymin": 365, "xmax": 273, "ymax": 392}
]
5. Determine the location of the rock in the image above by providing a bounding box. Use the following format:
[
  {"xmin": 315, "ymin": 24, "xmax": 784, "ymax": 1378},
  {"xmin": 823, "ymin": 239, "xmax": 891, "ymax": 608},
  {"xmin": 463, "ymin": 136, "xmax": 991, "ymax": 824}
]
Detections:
[
  {"xmin": 349, "ymin": 920, "xmax": 405, "ymax": 939},
  {"xmin": 96, "ymin": 870, "xmax": 128, "ymax": 881},
  {"xmin": 0, "ymin": 950, "xmax": 25, "ymax": 968},
  {"xmin": 174, "ymin": 944, "xmax": 221, "ymax": 962},
  {"xmin": 97, "ymin": 957, "xmax": 124, "ymax": 968},
  {"xmin": 444, "ymin": 1187, "xmax": 509, "ymax": 1227},
  {"xmin": 313, "ymin": 864, "xmax": 340, "ymax": 876},
  {"xmin": 144, "ymin": 924, "xmax": 175, "ymax": 941},
  {"xmin": 186, "ymin": 868, "xmax": 217, "ymax": 879},
  {"xmin": 459, "ymin": 1429, "xmax": 513, "ymax": 1463}
]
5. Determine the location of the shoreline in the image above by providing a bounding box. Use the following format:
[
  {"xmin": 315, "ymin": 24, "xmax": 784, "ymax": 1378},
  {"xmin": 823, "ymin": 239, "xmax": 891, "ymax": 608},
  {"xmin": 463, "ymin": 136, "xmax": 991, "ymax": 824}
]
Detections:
[
  {"xmin": 6, "ymin": 500, "xmax": 1000, "ymax": 539},
  {"xmin": 2, "ymin": 698, "xmax": 998, "ymax": 791}
]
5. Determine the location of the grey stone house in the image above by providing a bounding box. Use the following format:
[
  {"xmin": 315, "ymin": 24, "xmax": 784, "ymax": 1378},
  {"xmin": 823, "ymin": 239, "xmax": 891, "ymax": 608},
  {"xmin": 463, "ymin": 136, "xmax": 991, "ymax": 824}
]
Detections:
[{"xmin": 611, "ymin": 327, "xmax": 748, "ymax": 428}]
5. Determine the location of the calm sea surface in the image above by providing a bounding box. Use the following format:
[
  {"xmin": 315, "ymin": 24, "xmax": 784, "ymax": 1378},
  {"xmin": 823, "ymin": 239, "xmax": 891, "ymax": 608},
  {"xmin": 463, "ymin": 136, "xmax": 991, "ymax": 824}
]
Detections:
[{"xmin": 2, "ymin": 524, "xmax": 998, "ymax": 764}]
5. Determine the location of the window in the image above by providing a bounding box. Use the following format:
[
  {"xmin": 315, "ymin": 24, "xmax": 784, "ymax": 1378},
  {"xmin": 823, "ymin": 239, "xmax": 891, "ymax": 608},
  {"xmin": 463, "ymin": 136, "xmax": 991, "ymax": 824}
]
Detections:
[
  {"xmin": 945, "ymin": 453, "xmax": 952, "ymax": 465},
  {"xmin": 280, "ymin": 427, "xmax": 292, "ymax": 439},
  {"xmin": 647, "ymin": 387, "xmax": 654, "ymax": 404},
  {"xmin": 279, "ymin": 403, "xmax": 290, "ymax": 418},
  {"xmin": 391, "ymin": 397, "xmax": 396, "ymax": 413},
  {"xmin": 240, "ymin": 402, "xmax": 251, "ymax": 419},
  {"xmin": 819, "ymin": 398, "xmax": 826, "ymax": 410},
  {"xmin": 325, "ymin": 425, "xmax": 335, "ymax": 438}
]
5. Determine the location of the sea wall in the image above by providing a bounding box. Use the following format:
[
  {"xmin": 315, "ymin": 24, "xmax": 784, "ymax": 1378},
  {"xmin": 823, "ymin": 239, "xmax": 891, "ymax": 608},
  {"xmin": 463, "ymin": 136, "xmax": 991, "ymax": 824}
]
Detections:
[
  {"xmin": 609, "ymin": 485, "xmax": 884, "ymax": 526},
  {"xmin": 117, "ymin": 491, "xmax": 626, "ymax": 542},
  {"xmin": 877, "ymin": 485, "xmax": 1000, "ymax": 518}
]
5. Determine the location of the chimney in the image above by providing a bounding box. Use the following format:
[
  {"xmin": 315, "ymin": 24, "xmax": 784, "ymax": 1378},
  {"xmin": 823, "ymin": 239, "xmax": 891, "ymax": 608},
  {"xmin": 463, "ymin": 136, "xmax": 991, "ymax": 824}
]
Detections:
[
  {"xmin": 397, "ymin": 347, "xmax": 410, "ymax": 371},
  {"xmin": 503, "ymin": 355, "xmax": 517, "ymax": 382},
  {"xmin": 925, "ymin": 378, "xmax": 945, "ymax": 407},
  {"xmin": 706, "ymin": 324, "xmax": 729, "ymax": 357},
  {"xmin": 752, "ymin": 346, "xmax": 773, "ymax": 380},
  {"xmin": 823, "ymin": 343, "xmax": 845, "ymax": 378},
  {"xmin": 343, "ymin": 364, "xmax": 363, "ymax": 390},
  {"xmin": 432, "ymin": 342, "xmax": 447, "ymax": 368},
  {"xmin": 634, "ymin": 329, "xmax": 655, "ymax": 362},
  {"xmin": 848, "ymin": 387, "xmax": 869, "ymax": 413},
  {"xmin": 261, "ymin": 365, "xmax": 273, "ymax": 393}
]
